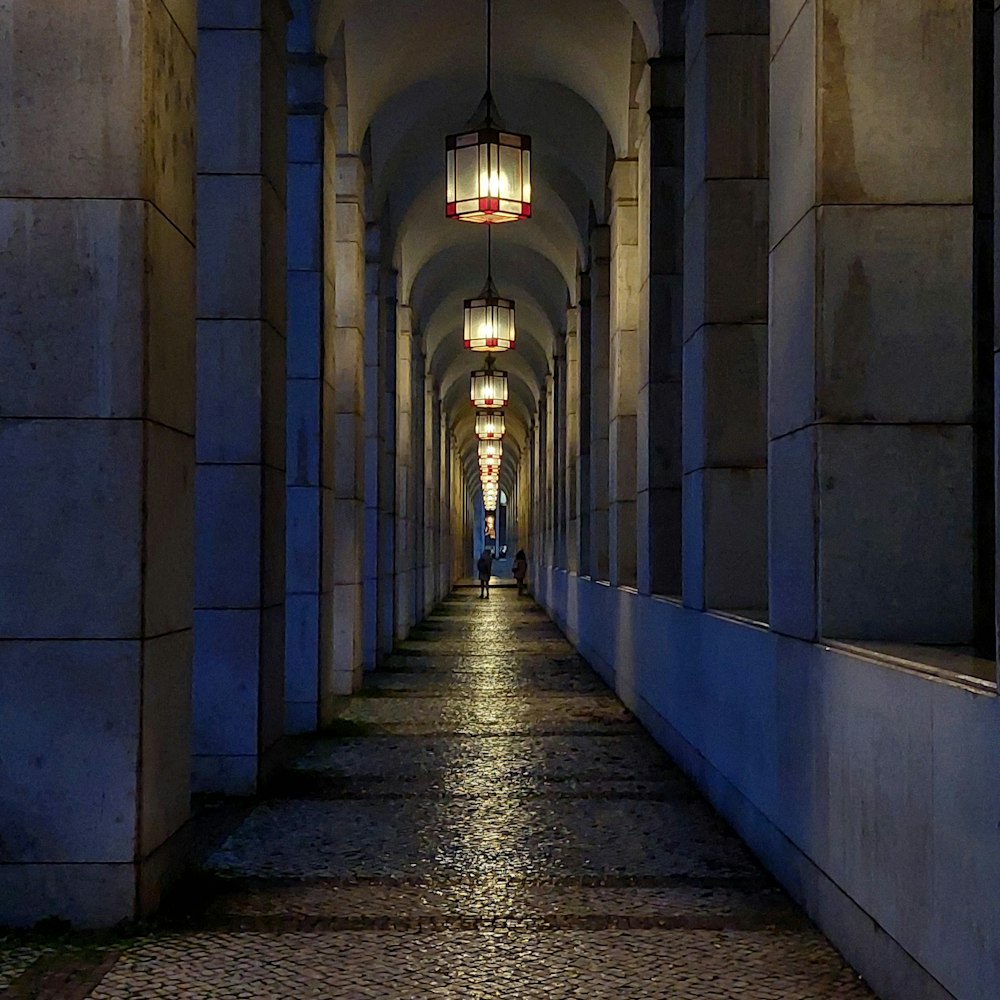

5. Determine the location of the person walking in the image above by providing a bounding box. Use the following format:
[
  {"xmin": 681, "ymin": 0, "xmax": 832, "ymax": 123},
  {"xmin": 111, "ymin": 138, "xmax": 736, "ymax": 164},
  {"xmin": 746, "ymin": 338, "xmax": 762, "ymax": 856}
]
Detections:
[
  {"xmin": 512, "ymin": 549, "xmax": 528, "ymax": 596},
  {"xmin": 477, "ymin": 548, "xmax": 494, "ymax": 599}
]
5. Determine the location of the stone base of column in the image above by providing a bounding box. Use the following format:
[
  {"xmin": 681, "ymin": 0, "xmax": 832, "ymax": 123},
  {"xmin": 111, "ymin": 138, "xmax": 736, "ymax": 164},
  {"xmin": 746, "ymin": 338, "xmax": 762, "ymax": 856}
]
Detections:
[{"xmin": 0, "ymin": 822, "xmax": 190, "ymax": 929}]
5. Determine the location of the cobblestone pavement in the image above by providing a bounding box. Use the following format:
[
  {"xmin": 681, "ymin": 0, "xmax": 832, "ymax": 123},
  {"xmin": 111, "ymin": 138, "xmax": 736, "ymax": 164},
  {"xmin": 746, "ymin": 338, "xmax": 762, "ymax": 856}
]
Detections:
[{"xmin": 0, "ymin": 588, "xmax": 875, "ymax": 999}]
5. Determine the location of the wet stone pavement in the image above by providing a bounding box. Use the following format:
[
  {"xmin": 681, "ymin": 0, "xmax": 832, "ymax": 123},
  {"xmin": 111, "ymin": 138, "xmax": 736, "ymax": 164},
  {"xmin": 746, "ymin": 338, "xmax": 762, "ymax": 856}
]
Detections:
[{"xmin": 1, "ymin": 587, "xmax": 875, "ymax": 999}]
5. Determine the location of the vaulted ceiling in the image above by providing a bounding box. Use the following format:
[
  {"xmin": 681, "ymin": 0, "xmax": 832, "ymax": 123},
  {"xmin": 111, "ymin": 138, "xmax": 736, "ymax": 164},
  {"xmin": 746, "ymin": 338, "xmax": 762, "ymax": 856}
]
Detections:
[{"xmin": 311, "ymin": 0, "xmax": 662, "ymax": 498}]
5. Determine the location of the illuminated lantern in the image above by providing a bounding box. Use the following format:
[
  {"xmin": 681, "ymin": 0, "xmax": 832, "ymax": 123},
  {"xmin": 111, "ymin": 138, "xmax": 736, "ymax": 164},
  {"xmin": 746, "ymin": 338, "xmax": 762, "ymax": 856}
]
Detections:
[
  {"xmin": 476, "ymin": 410, "xmax": 505, "ymax": 440},
  {"xmin": 478, "ymin": 439, "xmax": 503, "ymax": 462},
  {"xmin": 470, "ymin": 356, "xmax": 509, "ymax": 408},
  {"xmin": 445, "ymin": 0, "xmax": 531, "ymax": 224},
  {"xmin": 446, "ymin": 128, "xmax": 531, "ymax": 224},
  {"xmin": 464, "ymin": 280, "xmax": 515, "ymax": 352}
]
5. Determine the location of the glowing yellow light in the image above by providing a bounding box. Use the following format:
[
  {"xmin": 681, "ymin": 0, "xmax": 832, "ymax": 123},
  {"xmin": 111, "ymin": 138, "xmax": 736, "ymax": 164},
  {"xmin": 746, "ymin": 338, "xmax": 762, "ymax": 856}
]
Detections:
[{"xmin": 476, "ymin": 411, "xmax": 505, "ymax": 439}]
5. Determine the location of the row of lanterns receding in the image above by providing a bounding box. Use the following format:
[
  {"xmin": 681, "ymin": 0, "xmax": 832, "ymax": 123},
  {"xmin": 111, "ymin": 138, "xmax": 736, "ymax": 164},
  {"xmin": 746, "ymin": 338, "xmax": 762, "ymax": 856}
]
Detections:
[{"xmin": 446, "ymin": 0, "xmax": 531, "ymax": 514}]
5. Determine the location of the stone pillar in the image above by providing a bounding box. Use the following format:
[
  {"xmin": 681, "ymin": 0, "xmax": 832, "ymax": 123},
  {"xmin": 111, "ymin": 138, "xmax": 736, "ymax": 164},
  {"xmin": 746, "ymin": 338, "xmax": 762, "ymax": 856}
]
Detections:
[
  {"xmin": 362, "ymin": 223, "xmax": 381, "ymax": 671},
  {"xmin": 589, "ymin": 226, "xmax": 612, "ymax": 581},
  {"xmin": 412, "ymin": 336, "xmax": 427, "ymax": 616},
  {"xmin": 578, "ymin": 273, "xmax": 593, "ymax": 576},
  {"xmin": 0, "ymin": 0, "xmax": 195, "ymax": 926},
  {"xmin": 395, "ymin": 303, "xmax": 415, "ymax": 638},
  {"xmin": 328, "ymin": 153, "xmax": 366, "ymax": 692},
  {"xmin": 528, "ymin": 418, "xmax": 545, "ymax": 576},
  {"xmin": 284, "ymin": 45, "xmax": 326, "ymax": 732},
  {"xmin": 609, "ymin": 161, "xmax": 640, "ymax": 588},
  {"xmin": 543, "ymin": 376, "xmax": 555, "ymax": 566},
  {"xmin": 638, "ymin": 47, "xmax": 684, "ymax": 597},
  {"xmin": 770, "ymin": 1, "xmax": 975, "ymax": 642},
  {"xmin": 566, "ymin": 308, "xmax": 582, "ymax": 573},
  {"xmin": 554, "ymin": 338, "xmax": 568, "ymax": 568},
  {"xmin": 423, "ymin": 378, "xmax": 440, "ymax": 611},
  {"xmin": 682, "ymin": 2, "xmax": 768, "ymax": 614},
  {"xmin": 378, "ymin": 270, "xmax": 398, "ymax": 658},
  {"xmin": 194, "ymin": 0, "xmax": 287, "ymax": 793},
  {"xmin": 977, "ymin": 0, "xmax": 995, "ymax": 663},
  {"xmin": 439, "ymin": 414, "xmax": 451, "ymax": 596}
]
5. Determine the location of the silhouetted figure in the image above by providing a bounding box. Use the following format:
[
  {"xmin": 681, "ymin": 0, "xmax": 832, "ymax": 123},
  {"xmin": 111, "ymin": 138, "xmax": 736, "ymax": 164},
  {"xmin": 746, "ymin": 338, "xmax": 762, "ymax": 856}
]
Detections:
[
  {"xmin": 477, "ymin": 549, "xmax": 494, "ymax": 599},
  {"xmin": 512, "ymin": 549, "xmax": 528, "ymax": 596}
]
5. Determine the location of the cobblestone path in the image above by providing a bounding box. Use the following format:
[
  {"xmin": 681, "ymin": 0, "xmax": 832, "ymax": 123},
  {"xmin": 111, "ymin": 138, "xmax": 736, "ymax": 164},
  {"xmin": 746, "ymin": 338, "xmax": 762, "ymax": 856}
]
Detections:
[{"xmin": 0, "ymin": 588, "xmax": 875, "ymax": 999}]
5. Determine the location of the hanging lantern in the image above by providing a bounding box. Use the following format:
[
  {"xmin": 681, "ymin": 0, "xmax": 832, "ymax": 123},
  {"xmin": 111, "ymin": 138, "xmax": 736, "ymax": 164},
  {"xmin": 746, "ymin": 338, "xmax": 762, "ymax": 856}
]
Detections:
[
  {"xmin": 476, "ymin": 410, "xmax": 506, "ymax": 440},
  {"xmin": 470, "ymin": 356, "xmax": 509, "ymax": 408},
  {"xmin": 478, "ymin": 439, "xmax": 503, "ymax": 462},
  {"xmin": 446, "ymin": 127, "xmax": 531, "ymax": 223},
  {"xmin": 445, "ymin": 0, "xmax": 531, "ymax": 224},
  {"xmin": 465, "ymin": 282, "xmax": 515, "ymax": 351}
]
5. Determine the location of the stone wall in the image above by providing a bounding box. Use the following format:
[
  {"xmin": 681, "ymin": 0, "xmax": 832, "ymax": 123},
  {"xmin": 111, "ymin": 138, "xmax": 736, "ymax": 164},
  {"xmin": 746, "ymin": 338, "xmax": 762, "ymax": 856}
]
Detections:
[{"xmin": 536, "ymin": 568, "xmax": 999, "ymax": 1000}]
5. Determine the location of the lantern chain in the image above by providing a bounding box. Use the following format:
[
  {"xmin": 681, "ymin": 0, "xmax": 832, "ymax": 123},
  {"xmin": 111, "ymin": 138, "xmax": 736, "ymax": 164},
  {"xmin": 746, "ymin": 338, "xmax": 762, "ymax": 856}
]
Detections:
[{"xmin": 486, "ymin": 0, "xmax": 493, "ymax": 123}]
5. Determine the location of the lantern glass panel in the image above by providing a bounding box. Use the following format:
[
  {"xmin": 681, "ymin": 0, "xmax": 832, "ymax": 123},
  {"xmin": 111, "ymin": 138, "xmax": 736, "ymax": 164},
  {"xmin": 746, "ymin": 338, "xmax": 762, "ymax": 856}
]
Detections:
[
  {"xmin": 456, "ymin": 144, "xmax": 479, "ymax": 202},
  {"xmin": 499, "ymin": 143, "xmax": 521, "ymax": 202},
  {"xmin": 476, "ymin": 411, "xmax": 505, "ymax": 439}
]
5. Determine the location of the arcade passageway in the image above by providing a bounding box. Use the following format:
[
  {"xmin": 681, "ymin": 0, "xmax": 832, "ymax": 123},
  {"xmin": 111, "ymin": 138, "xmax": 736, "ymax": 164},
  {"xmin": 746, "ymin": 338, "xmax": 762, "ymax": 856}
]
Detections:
[
  {"xmin": 0, "ymin": 589, "xmax": 872, "ymax": 999},
  {"xmin": 4, "ymin": 1, "xmax": 1000, "ymax": 997}
]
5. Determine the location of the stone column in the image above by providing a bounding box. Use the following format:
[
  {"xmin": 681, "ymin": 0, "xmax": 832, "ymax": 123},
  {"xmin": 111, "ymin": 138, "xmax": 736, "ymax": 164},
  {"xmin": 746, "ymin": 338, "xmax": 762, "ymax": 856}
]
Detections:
[
  {"xmin": 284, "ymin": 45, "xmax": 327, "ymax": 732},
  {"xmin": 589, "ymin": 227, "xmax": 612, "ymax": 581},
  {"xmin": 638, "ymin": 48, "xmax": 684, "ymax": 597},
  {"xmin": 378, "ymin": 270, "xmax": 398, "ymax": 658},
  {"xmin": 977, "ymin": 0, "xmax": 995, "ymax": 663},
  {"xmin": 362, "ymin": 224, "xmax": 381, "ymax": 671},
  {"xmin": 578, "ymin": 273, "xmax": 593, "ymax": 575},
  {"xmin": 0, "ymin": 0, "xmax": 195, "ymax": 926},
  {"xmin": 566, "ymin": 308, "xmax": 582, "ymax": 573},
  {"xmin": 423, "ymin": 378, "xmax": 440, "ymax": 611},
  {"xmin": 609, "ymin": 162, "xmax": 640, "ymax": 588},
  {"xmin": 532, "ymin": 416, "xmax": 543, "ymax": 568},
  {"xmin": 439, "ymin": 414, "xmax": 451, "ymax": 597},
  {"xmin": 769, "ymin": 1, "xmax": 975, "ymax": 642},
  {"xmin": 554, "ymin": 339, "xmax": 568, "ymax": 568},
  {"xmin": 412, "ymin": 336, "xmax": 427, "ymax": 616},
  {"xmin": 328, "ymin": 153, "xmax": 366, "ymax": 692},
  {"xmin": 194, "ymin": 0, "xmax": 287, "ymax": 793},
  {"xmin": 543, "ymin": 376, "xmax": 555, "ymax": 566},
  {"xmin": 395, "ymin": 303, "xmax": 415, "ymax": 638},
  {"xmin": 682, "ymin": 2, "xmax": 768, "ymax": 614}
]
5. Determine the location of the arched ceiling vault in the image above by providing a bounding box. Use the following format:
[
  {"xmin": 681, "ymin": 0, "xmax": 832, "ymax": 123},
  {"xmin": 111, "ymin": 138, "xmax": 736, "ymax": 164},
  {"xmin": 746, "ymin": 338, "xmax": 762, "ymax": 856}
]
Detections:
[{"xmin": 313, "ymin": 0, "xmax": 660, "ymax": 488}]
